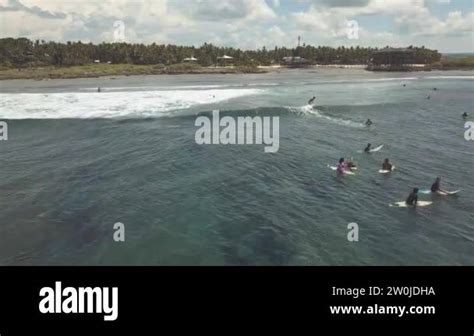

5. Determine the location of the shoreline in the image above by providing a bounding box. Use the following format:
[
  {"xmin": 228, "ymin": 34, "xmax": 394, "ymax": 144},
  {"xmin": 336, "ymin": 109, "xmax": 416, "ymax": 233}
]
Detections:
[
  {"xmin": 0, "ymin": 63, "xmax": 473, "ymax": 81},
  {"xmin": 0, "ymin": 64, "xmax": 271, "ymax": 81}
]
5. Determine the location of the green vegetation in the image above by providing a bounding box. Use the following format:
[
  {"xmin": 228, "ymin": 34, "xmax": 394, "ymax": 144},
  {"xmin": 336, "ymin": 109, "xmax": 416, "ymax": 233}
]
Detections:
[
  {"xmin": 0, "ymin": 37, "xmax": 442, "ymax": 67},
  {"xmin": 0, "ymin": 37, "xmax": 463, "ymax": 79},
  {"xmin": 431, "ymin": 56, "xmax": 474, "ymax": 70},
  {"xmin": 0, "ymin": 63, "xmax": 266, "ymax": 80}
]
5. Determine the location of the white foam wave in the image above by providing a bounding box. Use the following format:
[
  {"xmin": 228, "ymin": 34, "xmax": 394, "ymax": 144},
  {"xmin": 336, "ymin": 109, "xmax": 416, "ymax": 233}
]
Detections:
[
  {"xmin": 0, "ymin": 88, "xmax": 264, "ymax": 119},
  {"xmin": 76, "ymin": 83, "xmax": 280, "ymax": 93},
  {"xmin": 81, "ymin": 85, "xmax": 227, "ymax": 92},
  {"xmin": 368, "ymin": 77, "xmax": 418, "ymax": 82},
  {"xmin": 423, "ymin": 76, "xmax": 474, "ymax": 80},
  {"xmin": 287, "ymin": 105, "xmax": 364, "ymax": 128}
]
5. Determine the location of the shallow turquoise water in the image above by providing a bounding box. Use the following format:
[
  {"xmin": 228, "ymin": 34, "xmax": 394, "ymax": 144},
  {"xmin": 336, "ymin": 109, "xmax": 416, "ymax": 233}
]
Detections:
[{"xmin": 0, "ymin": 69, "xmax": 473, "ymax": 265}]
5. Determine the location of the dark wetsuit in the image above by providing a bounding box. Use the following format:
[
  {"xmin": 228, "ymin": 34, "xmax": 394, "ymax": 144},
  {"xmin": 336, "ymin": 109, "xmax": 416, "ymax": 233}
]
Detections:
[
  {"xmin": 431, "ymin": 181, "xmax": 440, "ymax": 193},
  {"xmin": 364, "ymin": 146, "xmax": 371, "ymax": 153},
  {"xmin": 347, "ymin": 162, "xmax": 356, "ymax": 169},
  {"xmin": 308, "ymin": 98, "xmax": 316, "ymax": 105},
  {"xmin": 405, "ymin": 192, "xmax": 418, "ymax": 206},
  {"xmin": 382, "ymin": 163, "xmax": 392, "ymax": 171}
]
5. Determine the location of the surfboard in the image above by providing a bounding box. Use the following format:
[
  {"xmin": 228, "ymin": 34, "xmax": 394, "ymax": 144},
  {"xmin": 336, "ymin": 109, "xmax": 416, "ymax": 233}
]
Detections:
[
  {"xmin": 370, "ymin": 145, "xmax": 384, "ymax": 152},
  {"xmin": 420, "ymin": 190, "xmax": 460, "ymax": 196},
  {"xmin": 390, "ymin": 201, "xmax": 433, "ymax": 208},
  {"xmin": 436, "ymin": 190, "xmax": 461, "ymax": 196},
  {"xmin": 357, "ymin": 145, "xmax": 384, "ymax": 153},
  {"xmin": 379, "ymin": 166, "xmax": 395, "ymax": 174},
  {"xmin": 328, "ymin": 165, "xmax": 355, "ymax": 175}
]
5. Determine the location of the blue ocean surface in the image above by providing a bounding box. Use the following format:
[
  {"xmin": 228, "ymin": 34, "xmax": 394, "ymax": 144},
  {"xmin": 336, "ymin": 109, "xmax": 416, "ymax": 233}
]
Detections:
[{"xmin": 0, "ymin": 69, "xmax": 473, "ymax": 265}]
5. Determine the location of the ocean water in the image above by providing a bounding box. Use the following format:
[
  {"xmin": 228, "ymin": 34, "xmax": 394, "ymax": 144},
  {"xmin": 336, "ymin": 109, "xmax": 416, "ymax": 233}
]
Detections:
[{"xmin": 0, "ymin": 69, "xmax": 473, "ymax": 265}]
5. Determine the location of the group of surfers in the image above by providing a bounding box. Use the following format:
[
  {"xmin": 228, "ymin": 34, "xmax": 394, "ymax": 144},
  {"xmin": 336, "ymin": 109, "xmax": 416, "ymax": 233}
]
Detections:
[
  {"xmin": 335, "ymin": 156, "xmax": 392, "ymax": 175},
  {"xmin": 308, "ymin": 93, "xmax": 463, "ymax": 206},
  {"xmin": 336, "ymin": 153, "xmax": 448, "ymax": 206}
]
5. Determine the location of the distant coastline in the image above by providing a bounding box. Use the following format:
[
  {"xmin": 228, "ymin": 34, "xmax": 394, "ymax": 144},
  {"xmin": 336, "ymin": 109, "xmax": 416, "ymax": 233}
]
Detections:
[
  {"xmin": 0, "ymin": 37, "xmax": 459, "ymax": 80},
  {"xmin": 1, "ymin": 37, "xmax": 473, "ymax": 80},
  {"xmin": 1, "ymin": 61, "xmax": 473, "ymax": 81},
  {"xmin": 0, "ymin": 63, "xmax": 270, "ymax": 81}
]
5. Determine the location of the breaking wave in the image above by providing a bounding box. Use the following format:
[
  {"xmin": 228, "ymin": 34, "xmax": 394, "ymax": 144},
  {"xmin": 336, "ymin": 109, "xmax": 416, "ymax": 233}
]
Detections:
[{"xmin": 0, "ymin": 88, "xmax": 264, "ymax": 119}]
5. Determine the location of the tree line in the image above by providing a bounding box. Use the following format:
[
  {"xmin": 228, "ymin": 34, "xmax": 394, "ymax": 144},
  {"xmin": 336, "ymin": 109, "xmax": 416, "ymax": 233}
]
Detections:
[{"xmin": 0, "ymin": 38, "xmax": 441, "ymax": 68}]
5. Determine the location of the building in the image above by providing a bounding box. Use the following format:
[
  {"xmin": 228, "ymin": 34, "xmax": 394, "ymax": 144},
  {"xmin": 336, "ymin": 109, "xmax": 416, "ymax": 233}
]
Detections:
[
  {"xmin": 281, "ymin": 56, "xmax": 309, "ymax": 68},
  {"xmin": 217, "ymin": 55, "xmax": 233, "ymax": 66},
  {"xmin": 183, "ymin": 57, "xmax": 198, "ymax": 63}
]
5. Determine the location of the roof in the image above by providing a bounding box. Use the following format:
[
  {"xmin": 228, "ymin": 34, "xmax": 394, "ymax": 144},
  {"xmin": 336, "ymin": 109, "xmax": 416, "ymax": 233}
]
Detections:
[{"xmin": 374, "ymin": 48, "xmax": 414, "ymax": 53}]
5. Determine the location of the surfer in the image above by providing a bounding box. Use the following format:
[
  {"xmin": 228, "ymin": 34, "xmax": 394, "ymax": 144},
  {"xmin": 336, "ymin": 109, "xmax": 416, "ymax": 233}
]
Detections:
[
  {"xmin": 97, "ymin": 87, "xmax": 101, "ymax": 93},
  {"xmin": 405, "ymin": 188, "xmax": 419, "ymax": 206},
  {"xmin": 382, "ymin": 158, "xmax": 393, "ymax": 171},
  {"xmin": 336, "ymin": 158, "xmax": 347, "ymax": 174},
  {"xmin": 426, "ymin": 95, "xmax": 431, "ymax": 100},
  {"xmin": 462, "ymin": 112, "xmax": 468, "ymax": 119},
  {"xmin": 308, "ymin": 96, "xmax": 316, "ymax": 105},
  {"xmin": 402, "ymin": 84, "xmax": 406, "ymax": 87},
  {"xmin": 364, "ymin": 143, "xmax": 372, "ymax": 153},
  {"xmin": 365, "ymin": 119, "xmax": 373, "ymax": 126},
  {"xmin": 431, "ymin": 177, "xmax": 448, "ymax": 194},
  {"xmin": 346, "ymin": 157, "xmax": 357, "ymax": 170}
]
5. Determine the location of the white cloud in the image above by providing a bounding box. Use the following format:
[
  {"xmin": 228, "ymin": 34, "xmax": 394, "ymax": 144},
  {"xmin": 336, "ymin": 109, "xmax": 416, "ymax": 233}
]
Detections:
[{"xmin": 0, "ymin": 0, "xmax": 472, "ymax": 51}]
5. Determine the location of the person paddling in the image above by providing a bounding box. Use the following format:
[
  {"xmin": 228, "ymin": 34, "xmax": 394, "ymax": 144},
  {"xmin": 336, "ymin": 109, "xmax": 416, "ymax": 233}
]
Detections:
[{"xmin": 364, "ymin": 143, "xmax": 372, "ymax": 153}]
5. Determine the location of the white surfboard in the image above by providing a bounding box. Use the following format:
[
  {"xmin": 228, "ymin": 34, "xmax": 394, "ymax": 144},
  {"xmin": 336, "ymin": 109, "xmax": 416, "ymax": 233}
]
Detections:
[
  {"xmin": 357, "ymin": 145, "xmax": 384, "ymax": 153},
  {"xmin": 420, "ymin": 190, "xmax": 460, "ymax": 196},
  {"xmin": 436, "ymin": 190, "xmax": 461, "ymax": 196},
  {"xmin": 379, "ymin": 166, "xmax": 395, "ymax": 174},
  {"xmin": 328, "ymin": 165, "xmax": 355, "ymax": 175},
  {"xmin": 390, "ymin": 201, "xmax": 433, "ymax": 208},
  {"xmin": 370, "ymin": 145, "xmax": 384, "ymax": 152}
]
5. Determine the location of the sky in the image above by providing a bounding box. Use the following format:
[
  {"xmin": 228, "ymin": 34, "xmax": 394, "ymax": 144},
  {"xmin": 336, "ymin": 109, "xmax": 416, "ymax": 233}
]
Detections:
[{"xmin": 0, "ymin": 0, "xmax": 473, "ymax": 52}]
